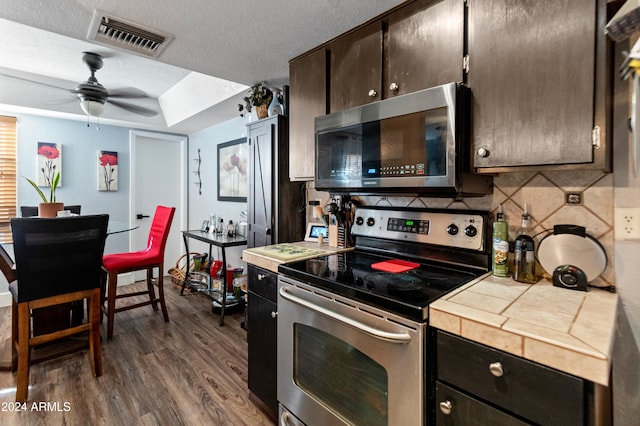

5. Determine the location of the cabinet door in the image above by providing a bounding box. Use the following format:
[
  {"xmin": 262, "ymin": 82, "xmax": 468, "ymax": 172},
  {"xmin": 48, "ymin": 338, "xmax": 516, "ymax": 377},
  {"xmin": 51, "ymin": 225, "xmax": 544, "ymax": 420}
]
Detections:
[
  {"xmin": 469, "ymin": 0, "xmax": 597, "ymax": 169},
  {"xmin": 289, "ymin": 48, "xmax": 326, "ymax": 181},
  {"xmin": 247, "ymin": 121, "xmax": 274, "ymax": 248},
  {"xmin": 329, "ymin": 21, "xmax": 383, "ymax": 112},
  {"xmin": 385, "ymin": 0, "xmax": 464, "ymax": 98},
  {"xmin": 247, "ymin": 290, "xmax": 278, "ymax": 415}
]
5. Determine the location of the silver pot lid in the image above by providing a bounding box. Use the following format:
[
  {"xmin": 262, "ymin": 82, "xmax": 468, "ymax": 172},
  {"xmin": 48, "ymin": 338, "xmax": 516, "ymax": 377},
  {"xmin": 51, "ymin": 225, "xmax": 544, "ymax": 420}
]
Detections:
[{"xmin": 536, "ymin": 225, "xmax": 607, "ymax": 282}]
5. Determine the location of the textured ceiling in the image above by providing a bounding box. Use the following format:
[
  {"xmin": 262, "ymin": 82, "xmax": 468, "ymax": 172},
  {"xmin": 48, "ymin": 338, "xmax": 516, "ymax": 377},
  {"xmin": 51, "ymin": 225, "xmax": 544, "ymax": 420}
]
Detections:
[{"xmin": 0, "ymin": 0, "xmax": 406, "ymax": 133}]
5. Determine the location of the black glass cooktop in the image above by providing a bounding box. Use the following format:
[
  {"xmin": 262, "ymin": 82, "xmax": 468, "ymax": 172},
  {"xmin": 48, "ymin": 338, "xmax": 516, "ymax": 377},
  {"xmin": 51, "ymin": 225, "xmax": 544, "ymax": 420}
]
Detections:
[{"xmin": 278, "ymin": 250, "xmax": 483, "ymax": 322}]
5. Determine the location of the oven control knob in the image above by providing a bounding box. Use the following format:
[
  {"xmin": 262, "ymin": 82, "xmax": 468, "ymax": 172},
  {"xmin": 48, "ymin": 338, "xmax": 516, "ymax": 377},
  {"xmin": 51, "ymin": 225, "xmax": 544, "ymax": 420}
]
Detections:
[
  {"xmin": 355, "ymin": 216, "xmax": 364, "ymax": 226},
  {"xmin": 464, "ymin": 225, "xmax": 478, "ymax": 237},
  {"xmin": 366, "ymin": 217, "xmax": 375, "ymax": 227},
  {"xmin": 447, "ymin": 224, "xmax": 459, "ymax": 235},
  {"xmin": 439, "ymin": 400, "xmax": 453, "ymax": 415}
]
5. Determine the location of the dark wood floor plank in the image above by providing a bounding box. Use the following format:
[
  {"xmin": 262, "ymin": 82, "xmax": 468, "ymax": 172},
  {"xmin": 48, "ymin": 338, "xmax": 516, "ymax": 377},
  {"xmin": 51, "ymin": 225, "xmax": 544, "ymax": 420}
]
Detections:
[{"xmin": 0, "ymin": 280, "xmax": 274, "ymax": 425}]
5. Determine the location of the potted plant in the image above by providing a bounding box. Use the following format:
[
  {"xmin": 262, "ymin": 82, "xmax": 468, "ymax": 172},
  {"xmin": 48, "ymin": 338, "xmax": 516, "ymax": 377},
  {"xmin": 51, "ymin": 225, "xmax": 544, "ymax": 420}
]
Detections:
[
  {"xmin": 24, "ymin": 171, "xmax": 63, "ymax": 217},
  {"xmin": 238, "ymin": 82, "xmax": 273, "ymax": 119}
]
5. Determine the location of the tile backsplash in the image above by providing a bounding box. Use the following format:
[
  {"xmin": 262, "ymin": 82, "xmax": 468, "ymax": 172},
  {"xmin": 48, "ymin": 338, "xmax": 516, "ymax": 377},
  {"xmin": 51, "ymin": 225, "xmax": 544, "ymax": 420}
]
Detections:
[{"xmin": 307, "ymin": 169, "xmax": 614, "ymax": 287}]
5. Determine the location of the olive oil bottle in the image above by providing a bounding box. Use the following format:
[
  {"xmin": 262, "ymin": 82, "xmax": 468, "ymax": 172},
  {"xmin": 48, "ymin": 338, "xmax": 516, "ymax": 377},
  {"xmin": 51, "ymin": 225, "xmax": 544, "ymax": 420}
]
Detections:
[
  {"xmin": 492, "ymin": 205, "xmax": 509, "ymax": 277},
  {"xmin": 513, "ymin": 205, "xmax": 537, "ymax": 284}
]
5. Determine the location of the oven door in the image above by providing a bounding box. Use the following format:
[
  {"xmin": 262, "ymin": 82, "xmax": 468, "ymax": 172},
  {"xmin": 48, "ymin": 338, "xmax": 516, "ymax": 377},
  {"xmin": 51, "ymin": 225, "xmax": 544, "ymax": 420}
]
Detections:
[{"xmin": 277, "ymin": 276, "xmax": 425, "ymax": 426}]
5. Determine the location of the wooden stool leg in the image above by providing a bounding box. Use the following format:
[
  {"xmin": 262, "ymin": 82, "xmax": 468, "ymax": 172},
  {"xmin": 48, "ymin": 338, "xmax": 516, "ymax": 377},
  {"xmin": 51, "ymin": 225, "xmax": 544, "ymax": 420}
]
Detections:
[
  {"xmin": 88, "ymin": 288, "xmax": 103, "ymax": 377},
  {"xmin": 147, "ymin": 268, "xmax": 158, "ymax": 311},
  {"xmin": 16, "ymin": 302, "xmax": 31, "ymax": 402},
  {"xmin": 107, "ymin": 272, "xmax": 118, "ymax": 339},
  {"xmin": 11, "ymin": 298, "xmax": 18, "ymax": 371},
  {"xmin": 157, "ymin": 270, "xmax": 169, "ymax": 322}
]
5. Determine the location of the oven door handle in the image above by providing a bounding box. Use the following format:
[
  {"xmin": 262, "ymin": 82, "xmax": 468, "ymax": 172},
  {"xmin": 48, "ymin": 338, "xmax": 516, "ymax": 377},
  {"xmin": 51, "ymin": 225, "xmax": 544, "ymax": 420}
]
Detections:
[{"xmin": 279, "ymin": 287, "xmax": 412, "ymax": 344}]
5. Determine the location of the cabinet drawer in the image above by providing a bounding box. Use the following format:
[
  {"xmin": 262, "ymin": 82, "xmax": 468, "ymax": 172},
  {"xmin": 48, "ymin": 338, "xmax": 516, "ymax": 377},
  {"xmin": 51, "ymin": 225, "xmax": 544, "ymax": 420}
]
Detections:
[
  {"xmin": 248, "ymin": 265, "xmax": 278, "ymax": 302},
  {"xmin": 437, "ymin": 331, "xmax": 584, "ymax": 426},
  {"xmin": 435, "ymin": 382, "xmax": 529, "ymax": 426}
]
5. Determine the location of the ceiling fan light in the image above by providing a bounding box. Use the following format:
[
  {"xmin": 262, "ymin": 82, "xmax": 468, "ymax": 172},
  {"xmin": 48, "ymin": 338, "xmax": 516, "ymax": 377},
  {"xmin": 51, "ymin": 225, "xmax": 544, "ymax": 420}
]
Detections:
[{"xmin": 80, "ymin": 99, "xmax": 105, "ymax": 116}]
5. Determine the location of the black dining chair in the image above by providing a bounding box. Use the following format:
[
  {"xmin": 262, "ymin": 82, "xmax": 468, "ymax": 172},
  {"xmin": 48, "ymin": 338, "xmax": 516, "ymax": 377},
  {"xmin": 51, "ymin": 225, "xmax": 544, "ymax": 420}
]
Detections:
[
  {"xmin": 20, "ymin": 205, "xmax": 81, "ymax": 217},
  {"xmin": 19, "ymin": 206, "xmax": 38, "ymax": 217},
  {"xmin": 10, "ymin": 214, "xmax": 109, "ymax": 402},
  {"xmin": 0, "ymin": 244, "xmax": 17, "ymax": 372}
]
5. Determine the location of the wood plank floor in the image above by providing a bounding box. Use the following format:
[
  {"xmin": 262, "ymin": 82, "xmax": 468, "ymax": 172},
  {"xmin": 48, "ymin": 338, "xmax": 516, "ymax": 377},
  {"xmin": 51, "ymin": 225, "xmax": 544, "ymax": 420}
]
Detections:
[{"xmin": 0, "ymin": 280, "xmax": 275, "ymax": 425}]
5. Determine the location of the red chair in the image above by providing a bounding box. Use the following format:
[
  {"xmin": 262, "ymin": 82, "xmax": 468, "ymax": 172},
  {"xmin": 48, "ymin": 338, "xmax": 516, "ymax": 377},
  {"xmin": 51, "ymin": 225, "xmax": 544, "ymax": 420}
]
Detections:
[{"xmin": 101, "ymin": 206, "xmax": 176, "ymax": 339}]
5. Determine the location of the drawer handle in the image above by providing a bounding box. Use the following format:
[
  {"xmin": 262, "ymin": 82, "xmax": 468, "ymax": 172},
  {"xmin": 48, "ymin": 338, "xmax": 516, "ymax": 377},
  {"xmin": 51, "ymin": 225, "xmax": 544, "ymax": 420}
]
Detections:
[
  {"xmin": 439, "ymin": 400, "xmax": 453, "ymax": 415},
  {"xmin": 271, "ymin": 311, "xmax": 278, "ymax": 319},
  {"xmin": 257, "ymin": 274, "xmax": 266, "ymax": 281},
  {"xmin": 489, "ymin": 362, "xmax": 504, "ymax": 377}
]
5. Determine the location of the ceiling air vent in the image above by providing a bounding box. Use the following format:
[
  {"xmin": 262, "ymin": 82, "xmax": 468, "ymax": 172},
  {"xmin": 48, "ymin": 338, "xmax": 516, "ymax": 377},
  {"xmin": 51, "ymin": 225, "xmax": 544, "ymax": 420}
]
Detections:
[{"xmin": 87, "ymin": 10, "xmax": 173, "ymax": 58}]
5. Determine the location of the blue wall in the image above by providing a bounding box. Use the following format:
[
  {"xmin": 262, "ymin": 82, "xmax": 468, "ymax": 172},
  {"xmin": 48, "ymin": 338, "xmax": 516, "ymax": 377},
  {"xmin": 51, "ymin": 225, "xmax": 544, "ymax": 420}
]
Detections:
[
  {"xmin": 16, "ymin": 115, "xmax": 132, "ymax": 253},
  {"xmin": 187, "ymin": 115, "xmax": 248, "ymax": 268}
]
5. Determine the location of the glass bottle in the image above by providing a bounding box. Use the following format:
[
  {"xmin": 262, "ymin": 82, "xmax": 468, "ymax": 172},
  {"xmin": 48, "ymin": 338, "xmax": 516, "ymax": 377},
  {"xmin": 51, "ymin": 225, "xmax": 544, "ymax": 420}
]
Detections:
[
  {"xmin": 513, "ymin": 205, "xmax": 537, "ymax": 283},
  {"xmin": 227, "ymin": 220, "xmax": 236, "ymax": 237},
  {"xmin": 492, "ymin": 205, "xmax": 509, "ymax": 277}
]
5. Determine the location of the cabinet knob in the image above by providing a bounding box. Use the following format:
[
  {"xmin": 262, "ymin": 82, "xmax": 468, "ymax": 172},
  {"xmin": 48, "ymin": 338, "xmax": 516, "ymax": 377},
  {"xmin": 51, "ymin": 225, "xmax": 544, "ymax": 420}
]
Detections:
[
  {"xmin": 368, "ymin": 89, "xmax": 378, "ymax": 97},
  {"xmin": 271, "ymin": 311, "xmax": 278, "ymax": 319},
  {"xmin": 477, "ymin": 147, "xmax": 490, "ymax": 158},
  {"xmin": 389, "ymin": 82, "xmax": 399, "ymax": 92},
  {"xmin": 439, "ymin": 400, "xmax": 453, "ymax": 415},
  {"xmin": 489, "ymin": 362, "xmax": 504, "ymax": 377},
  {"xmin": 257, "ymin": 274, "xmax": 266, "ymax": 281}
]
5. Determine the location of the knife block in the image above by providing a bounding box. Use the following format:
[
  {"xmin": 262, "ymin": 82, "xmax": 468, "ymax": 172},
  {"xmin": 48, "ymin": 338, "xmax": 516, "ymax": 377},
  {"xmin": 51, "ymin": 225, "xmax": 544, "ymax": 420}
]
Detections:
[{"xmin": 328, "ymin": 223, "xmax": 345, "ymax": 248}]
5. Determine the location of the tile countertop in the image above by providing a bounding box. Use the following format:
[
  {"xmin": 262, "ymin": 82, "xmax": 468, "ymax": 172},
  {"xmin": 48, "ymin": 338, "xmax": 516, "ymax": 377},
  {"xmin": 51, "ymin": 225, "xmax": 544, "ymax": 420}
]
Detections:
[
  {"xmin": 243, "ymin": 242, "xmax": 354, "ymax": 273},
  {"xmin": 430, "ymin": 274, "xmax": 618, "ymax": 386}
]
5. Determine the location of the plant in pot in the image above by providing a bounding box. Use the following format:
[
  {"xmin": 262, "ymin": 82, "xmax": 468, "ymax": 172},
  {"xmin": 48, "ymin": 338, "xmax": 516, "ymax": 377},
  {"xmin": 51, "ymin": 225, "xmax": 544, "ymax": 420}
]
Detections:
[
  {"xmin": 24, "ymin": 171, "xmax": 63, "ymax": 217},
  {"xmin": 238, "ymin": 82, "xmax": 273, "ymax": 120}
]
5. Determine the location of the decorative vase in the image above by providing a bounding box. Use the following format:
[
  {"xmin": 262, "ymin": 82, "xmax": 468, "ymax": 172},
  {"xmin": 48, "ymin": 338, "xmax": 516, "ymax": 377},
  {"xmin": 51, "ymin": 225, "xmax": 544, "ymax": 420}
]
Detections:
[
  {"xmin": 38, "ymin": 202, "xmax": 64, "ymax": 218},
  {"xmin": 255, "ymin": 103, "xmax": 269, "ymax": 119},
  {"xmin": 268, "ymin": 90, "xmax": 283, "ymax": 116}
]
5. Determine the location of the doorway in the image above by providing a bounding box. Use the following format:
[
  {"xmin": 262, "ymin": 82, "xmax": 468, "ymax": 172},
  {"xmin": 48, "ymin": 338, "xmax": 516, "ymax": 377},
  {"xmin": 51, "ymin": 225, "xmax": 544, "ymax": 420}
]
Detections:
[{"xmin": 130, "ymin": 130, "xmax": 187, "ymax": 283}]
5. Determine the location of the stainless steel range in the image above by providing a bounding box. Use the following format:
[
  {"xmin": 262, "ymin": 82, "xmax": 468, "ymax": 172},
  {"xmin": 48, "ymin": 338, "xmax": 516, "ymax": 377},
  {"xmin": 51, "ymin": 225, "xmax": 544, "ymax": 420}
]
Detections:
[{"xmin": 277, "ymin": 206, "xmax": 492, "ymax": 426}]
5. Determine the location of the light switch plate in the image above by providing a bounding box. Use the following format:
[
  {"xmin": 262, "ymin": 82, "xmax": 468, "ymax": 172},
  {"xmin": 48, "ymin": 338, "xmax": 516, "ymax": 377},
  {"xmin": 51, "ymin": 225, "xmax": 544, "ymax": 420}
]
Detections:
[{"xmin": 614, "ymin": 207, "xmax": 640, "ymax": 240}]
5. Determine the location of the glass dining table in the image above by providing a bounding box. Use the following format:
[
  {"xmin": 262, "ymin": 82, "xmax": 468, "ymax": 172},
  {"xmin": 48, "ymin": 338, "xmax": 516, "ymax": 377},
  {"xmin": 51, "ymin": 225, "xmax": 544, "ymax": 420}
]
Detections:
[{"xmin": 107, "ymin": 220, "xmax": 139, "ymax": 235}]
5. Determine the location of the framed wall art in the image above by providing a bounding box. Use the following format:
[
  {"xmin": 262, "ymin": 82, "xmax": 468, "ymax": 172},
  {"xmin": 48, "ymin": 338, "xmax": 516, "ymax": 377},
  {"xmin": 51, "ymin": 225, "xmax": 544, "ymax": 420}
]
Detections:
[
  {"xmin": 36, "ymin": 142, "xmax": 62, "ymax": 187},
  {"xmin": 98, "ymin": 150, "xmax": 119, "ymax": 191},
  {"xmin": 217, "ymin": 138, "xmax": 247, "ymax": 202}
]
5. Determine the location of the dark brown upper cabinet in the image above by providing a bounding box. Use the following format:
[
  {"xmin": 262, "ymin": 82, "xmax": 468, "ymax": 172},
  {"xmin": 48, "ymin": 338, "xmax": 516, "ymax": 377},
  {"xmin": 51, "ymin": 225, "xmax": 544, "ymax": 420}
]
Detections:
[
  {"xmin": 329, "ymin": 0, "xmax": 465, "ymax": 113},
  {"xmin": 329, "ymin": 21, "xmax": 383, "ymax": 112},
  {"xmin": 468, "ymin": 0, "xmax": 611, "ymax": 172},
  {"xmin": 384, "ymin": 0, "xmax": 465, "ymax": 98},
  {"xmin": 289, "ymin": 48, "xmax": 327, "ymax": 181}
]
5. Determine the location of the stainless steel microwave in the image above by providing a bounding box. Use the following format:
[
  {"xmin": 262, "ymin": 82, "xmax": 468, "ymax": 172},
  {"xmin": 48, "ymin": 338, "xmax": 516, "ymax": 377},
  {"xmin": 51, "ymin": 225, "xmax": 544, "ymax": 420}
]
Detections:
[{"xmin": 314, "ymin": 83, "xmax": 492, "ymax": 196}]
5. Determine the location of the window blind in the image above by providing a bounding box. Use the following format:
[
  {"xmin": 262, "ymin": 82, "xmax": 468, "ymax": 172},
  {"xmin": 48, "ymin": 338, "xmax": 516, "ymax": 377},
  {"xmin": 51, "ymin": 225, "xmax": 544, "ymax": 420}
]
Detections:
[{"xmin": 0, "ymin": 116, "xmax": 17, "ymax": 243}]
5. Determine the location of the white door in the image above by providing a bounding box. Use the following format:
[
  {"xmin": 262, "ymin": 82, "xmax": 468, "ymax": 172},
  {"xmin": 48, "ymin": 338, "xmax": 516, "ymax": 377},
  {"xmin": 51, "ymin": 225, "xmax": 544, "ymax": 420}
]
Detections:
[{"xmin": 130, "ymin": 130, "xmax": 187, "ymax": 282}]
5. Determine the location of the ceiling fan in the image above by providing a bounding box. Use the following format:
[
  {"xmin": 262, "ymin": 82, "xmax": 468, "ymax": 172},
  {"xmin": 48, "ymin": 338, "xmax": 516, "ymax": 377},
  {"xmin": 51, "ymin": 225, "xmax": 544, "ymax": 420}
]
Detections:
[{"xmin": 0, "ymin": 51, "xmax": 158, "ymax": 117}]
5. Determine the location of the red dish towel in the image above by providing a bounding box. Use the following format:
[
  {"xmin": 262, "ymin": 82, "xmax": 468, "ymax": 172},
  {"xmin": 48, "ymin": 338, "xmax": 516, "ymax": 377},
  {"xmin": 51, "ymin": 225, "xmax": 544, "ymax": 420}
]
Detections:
[{"xmin": 371, "ymin": 259, "xmax": 420, "ymax": 273}]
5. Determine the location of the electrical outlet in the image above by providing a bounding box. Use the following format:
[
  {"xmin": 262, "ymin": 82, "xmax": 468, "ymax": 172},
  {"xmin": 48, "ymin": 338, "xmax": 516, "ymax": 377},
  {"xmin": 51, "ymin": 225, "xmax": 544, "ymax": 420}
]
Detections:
[{"xmin": 614, "ymin": 208, "xmax": 640, "ymax": 240}]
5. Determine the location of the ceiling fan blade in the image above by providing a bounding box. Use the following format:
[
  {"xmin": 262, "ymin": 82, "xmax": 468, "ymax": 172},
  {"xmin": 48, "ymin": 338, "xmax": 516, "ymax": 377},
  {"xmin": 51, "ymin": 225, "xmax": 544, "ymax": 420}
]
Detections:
[
  {"xmin": 44, "ymin": 97, "xmax": 78, "ymax": 106},
  {"xmin": 107, "ymin": 99, "xmax": 158, "ymax": 117},
  {"xmin": 107, "ymin": 87, "xmax": 149, "ymax": 99},
  {"xmin": 0, "ymin": 71, "xmax": 74, "ymax": 93}
]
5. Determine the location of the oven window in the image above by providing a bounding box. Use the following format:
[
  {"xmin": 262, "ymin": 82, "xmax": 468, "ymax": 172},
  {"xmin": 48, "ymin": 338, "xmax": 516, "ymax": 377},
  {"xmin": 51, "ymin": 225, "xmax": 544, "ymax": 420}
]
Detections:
[{"xmin": 293, "ymin": 324, "xmax": 388, "ymax": 425}]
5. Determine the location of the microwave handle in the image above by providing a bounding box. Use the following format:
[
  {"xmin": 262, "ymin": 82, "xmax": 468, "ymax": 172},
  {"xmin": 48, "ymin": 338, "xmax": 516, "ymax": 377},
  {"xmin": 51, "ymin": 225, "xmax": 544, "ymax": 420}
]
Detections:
[{"xmin": 279, "ymin": 286, "xmax": 412, "ymax": 344}]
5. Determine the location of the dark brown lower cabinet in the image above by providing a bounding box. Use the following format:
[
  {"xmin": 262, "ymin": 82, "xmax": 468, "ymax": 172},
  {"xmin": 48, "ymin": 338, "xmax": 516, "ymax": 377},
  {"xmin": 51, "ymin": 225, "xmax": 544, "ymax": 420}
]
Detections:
[
  {"xmin": 436, "ymin": 330, "xmax": 590, "ymax": 425},
  {"xmin": 247, "ymin": 265, "xmax": 278, "ymax": 417}
]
